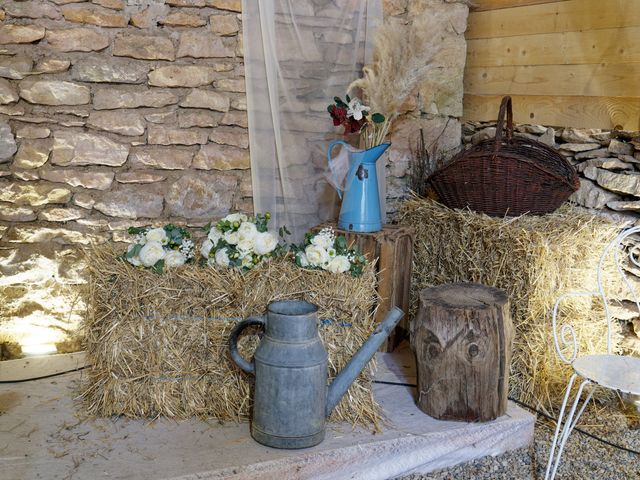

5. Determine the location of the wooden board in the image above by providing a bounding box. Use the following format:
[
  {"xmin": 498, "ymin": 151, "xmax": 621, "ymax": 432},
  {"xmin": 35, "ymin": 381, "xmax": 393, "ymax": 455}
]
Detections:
[
  {"xmin": 467, "ymin": 26, "xmax": 640, "ymax": 67},
  {"xmin": 0, "ymin": 352, "xmax": 86, "ymax": 382},
  {"xmin": 463, "ymin": 94, "xmax": 640, "ymax": 131},
  {"xmin": 311, "ymin": 223, "xmax": 414, "ymax": 352},
  {"xmin": 464, "ymin": 63, "xmax": 640, "ymax": 98},
  {"xmin": 471, "ymin": 0, "xmax": 566, "ymax": 12},
  {"xmin": 467, "ymin": 0, "xmax": 640, "ymax": 39}
]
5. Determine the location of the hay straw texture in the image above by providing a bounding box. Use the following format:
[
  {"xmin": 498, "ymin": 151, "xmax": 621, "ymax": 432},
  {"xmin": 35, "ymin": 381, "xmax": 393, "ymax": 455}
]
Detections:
[
  {"xmin": 400, "ymin": 198, "xmax": 622, "ymax": 413},
  {"xmin": 82, "ymin": 245, "xmax": 380, "ymax": 427}
]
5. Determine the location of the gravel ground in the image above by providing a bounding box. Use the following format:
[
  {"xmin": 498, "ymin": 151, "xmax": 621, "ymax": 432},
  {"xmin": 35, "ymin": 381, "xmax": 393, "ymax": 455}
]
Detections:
[{"xmin": 397, "ymin": 403, "xmax": 640, "ymax": 480}]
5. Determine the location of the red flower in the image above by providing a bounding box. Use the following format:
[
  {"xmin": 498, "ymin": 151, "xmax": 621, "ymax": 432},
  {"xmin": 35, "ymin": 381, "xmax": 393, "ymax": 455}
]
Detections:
[{"xmin": 329, "ymin": 105, "xmax": 348, "ymax": 126}]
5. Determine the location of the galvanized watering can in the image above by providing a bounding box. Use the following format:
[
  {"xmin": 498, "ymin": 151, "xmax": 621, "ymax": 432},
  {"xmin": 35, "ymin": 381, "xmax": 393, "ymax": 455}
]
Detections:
[
  {"xmin": 229, "ymin": 300, "xmax": 403, "ymax": 449},
  {"xmin": 327, "ymin": 141, "xmax": 391, "ymax": 233}
]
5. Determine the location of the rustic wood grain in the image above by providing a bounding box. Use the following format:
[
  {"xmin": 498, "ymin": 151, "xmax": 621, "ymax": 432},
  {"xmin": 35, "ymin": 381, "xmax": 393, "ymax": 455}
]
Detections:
[
  {"xmin": 467, "ymin": 26, "xmax": 640, "ymax": 67},
  {"xmin": 467, "ymin": 0, "xmax": 640, "ymax": 39},
  {"xmin": 463, "ymin": 94, "xmax": 640, "ymax": 130},
  {"xmin": 470, "ymin": 0, "xmax": 566, "ymax": 12},
  {"xmin": 412, "ymin": 283, "xmax": 513, "ymax": 422}
]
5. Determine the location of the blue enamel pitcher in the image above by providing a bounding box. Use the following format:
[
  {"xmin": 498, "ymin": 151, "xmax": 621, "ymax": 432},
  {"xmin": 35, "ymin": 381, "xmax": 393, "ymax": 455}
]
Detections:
[{"xmin": 327, "ymin": 141, "xmax": 390, "ymax": 233}]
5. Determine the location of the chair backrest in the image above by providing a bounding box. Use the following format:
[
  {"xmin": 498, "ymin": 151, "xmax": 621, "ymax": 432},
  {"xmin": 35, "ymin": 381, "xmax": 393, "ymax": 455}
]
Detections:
[{"xmin": 552, "ymin": 225, "xmax": 640, "ymax": 364}]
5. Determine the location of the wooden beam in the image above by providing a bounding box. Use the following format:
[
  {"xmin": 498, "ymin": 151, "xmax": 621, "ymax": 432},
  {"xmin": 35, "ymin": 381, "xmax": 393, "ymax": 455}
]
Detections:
[
  {"xmin": 471, "ymin": 0, "xmax": 566, "ymax": 12},
  {"xmin": 464, "ymin": 63, "xmax": 640, "ymax": 98},
  {"xmin": 467, "ymin": 0, "xmax": 640, "ymax": 39},
  {"xmin": 467, "ymin": 26, "xmax": 640, "ymax": 67},
  {"xmin": 0, "ymin": 352, "xmax": 86, "ymax": 382},
  {"xmin": 463, "ymin": 94, "xmax": 640, "ymax": 131}
]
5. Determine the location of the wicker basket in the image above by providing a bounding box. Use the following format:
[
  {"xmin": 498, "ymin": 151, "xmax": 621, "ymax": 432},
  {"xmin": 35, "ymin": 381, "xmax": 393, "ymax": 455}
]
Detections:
[{"xmin": 429, "ymin": 96, "xmax": 580, "ymax": 217}]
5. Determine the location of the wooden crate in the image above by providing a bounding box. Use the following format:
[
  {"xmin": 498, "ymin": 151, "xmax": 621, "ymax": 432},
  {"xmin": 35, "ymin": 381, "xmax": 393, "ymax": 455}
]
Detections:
[{"xmin": 312, "ymin": 223, "xmax": 415, "ymax": 352}]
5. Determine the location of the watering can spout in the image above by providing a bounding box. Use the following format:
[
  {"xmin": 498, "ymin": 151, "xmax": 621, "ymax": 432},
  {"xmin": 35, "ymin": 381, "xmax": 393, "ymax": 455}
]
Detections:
[
  {"xmin": 325, "ymin": 307, "xmax": 404, "ymax": 416},
  {"xmin": 365, "ymin": 142, "xmax": 391, "ymax": 162}
]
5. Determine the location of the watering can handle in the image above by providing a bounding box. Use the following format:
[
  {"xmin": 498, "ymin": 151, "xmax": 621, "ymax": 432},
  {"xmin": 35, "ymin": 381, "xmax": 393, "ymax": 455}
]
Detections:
[
  {"xmin": 327, "ymin": 140, "xmax": 349, "ymax": 200},
  {"xmin": 228, "ymin": 315, "xmax": 266, "ymax": 375}
]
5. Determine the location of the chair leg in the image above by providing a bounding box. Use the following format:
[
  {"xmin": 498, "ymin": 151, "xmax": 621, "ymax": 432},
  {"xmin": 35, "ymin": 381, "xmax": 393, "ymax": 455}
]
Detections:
[{"xmin": 544, "ymin": 373, "xmax": 594, "ymax": 480}]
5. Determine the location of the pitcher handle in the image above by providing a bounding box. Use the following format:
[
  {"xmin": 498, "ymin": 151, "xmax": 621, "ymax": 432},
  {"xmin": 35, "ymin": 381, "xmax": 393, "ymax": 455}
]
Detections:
[
  {"xmin": 228, "ymin": 315, "xmax": 266, "ymax": 375},
  {"xmin": 327, "ymin": 140, "xmax": 349, "ymax": 200}
]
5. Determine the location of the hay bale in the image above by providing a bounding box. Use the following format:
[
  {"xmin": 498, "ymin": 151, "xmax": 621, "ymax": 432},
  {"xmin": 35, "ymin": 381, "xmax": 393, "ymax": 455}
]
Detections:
[
  {"xmin": 82, "ymin": 245, "xmax": 381, "ymax": 428},
  {"xmin": 400, "ymin": 198, "xmax": 623, "ymax": 412}
]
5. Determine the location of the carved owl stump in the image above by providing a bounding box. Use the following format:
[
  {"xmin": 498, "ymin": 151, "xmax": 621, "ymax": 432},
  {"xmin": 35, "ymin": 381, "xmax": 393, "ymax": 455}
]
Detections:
[{"xmin": 412, "ymin": 283, "xmax": 513, "ymax": 422}]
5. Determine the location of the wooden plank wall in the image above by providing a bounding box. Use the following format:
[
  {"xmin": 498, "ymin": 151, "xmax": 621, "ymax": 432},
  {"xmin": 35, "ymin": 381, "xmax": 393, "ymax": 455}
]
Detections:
[{"xmin": 463, "ymin": 0, "xmax": 640, "ymax": 130}]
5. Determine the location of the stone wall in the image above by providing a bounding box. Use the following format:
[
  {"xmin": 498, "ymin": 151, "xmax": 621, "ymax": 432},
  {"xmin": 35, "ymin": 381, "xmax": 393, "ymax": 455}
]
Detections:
[
  {"xmin": 462, "ymin": 121, "xmax": 640, "ymax": 354},
  {"xmin": 0, "ymin": 0, "xmax": 469, "ymax": 355}
]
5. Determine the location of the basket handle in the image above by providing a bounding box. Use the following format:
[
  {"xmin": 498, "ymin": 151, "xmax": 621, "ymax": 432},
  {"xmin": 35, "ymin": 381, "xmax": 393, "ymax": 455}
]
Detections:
[{"xmin": 494, "ymin": 96, "xmax": 513, "ymax": 153}]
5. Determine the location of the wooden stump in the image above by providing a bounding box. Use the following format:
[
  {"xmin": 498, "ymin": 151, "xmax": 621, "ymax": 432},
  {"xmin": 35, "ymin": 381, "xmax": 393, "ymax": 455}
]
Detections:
[{"xmin": 412, "ymin": 283, "xmax": 513, "ymax": 422}]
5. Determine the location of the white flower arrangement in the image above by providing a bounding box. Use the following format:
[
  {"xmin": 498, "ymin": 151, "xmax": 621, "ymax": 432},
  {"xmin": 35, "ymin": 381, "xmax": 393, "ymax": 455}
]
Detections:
[
  {"xmin": 124, "ymin": 224, "xmax": 195, "ymax": 273},
  {"xmin": 294, "ymin": 227, "xmax": 367, "ymax": 277},
  {"xmin": 201, "ymin": 212, "xmax": 281, "ymax": 270}
]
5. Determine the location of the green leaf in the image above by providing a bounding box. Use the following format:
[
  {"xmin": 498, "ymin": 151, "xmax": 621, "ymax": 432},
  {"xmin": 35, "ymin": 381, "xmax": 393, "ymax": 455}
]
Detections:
[
  {"xmin": 203, "ymin": 222, "xmax": 212, "ymax": 232},
  {"xmin": 125, "ymin": 243, "xmax": 143, "ymax": 259},
  {"xmin": 152, "ymin": 259, "xmax": 165, "ymax": 274},
  {"xmin": 346, "ymin": 94, "xmax": 351, "ymax": 103},
  {"xmin": 128, "ymin": 226, "xmax": 146, "ymax": 235},
  {"xmin": 372, "ymin": 113, "xmax": 385, "ymax": 124},
  {"xmin": 335, "ymin": 236, "xmax": 347, "ymax": 250}
]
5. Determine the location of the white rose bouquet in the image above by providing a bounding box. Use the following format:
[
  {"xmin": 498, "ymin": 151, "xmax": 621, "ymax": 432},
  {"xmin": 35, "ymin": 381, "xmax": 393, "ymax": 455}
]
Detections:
[
  {"xmin": 293, "ymin": 227, "xmax": 367, "ymax": 277},
  {"xmin": 200, "ymin": 212, "xmax": 283, "ymax": 270},
  {"xmin": 124, "ymin": 224, "xmax": 195, "ymax": 273}
]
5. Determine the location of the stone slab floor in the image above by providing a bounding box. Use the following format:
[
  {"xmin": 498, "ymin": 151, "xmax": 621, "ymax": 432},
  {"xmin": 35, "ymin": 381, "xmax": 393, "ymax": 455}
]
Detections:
[{"xmin": 0, "ymin": 345, "xmax": 534, "ymax": 480}]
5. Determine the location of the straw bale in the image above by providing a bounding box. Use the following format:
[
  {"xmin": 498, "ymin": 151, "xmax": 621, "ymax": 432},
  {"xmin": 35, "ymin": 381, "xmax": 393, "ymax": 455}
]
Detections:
[
  {"xmin": 82, "ymin": 245, "xmax": 381, "ymax": 428},
  {"xmin": 400, "ymin": 198, "xmax": 624, "ymax": 413}
]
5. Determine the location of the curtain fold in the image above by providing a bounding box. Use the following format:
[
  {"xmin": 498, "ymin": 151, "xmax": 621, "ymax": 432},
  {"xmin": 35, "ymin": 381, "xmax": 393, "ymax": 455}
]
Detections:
[{"xmin": 243, "ymin": 0, "xmax": 382, "ymax": 240}]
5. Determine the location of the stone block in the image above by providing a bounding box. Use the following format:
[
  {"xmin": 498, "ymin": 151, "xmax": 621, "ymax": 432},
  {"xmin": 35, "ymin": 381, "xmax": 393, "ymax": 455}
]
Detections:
[
  {"xmin": 0, "ymin": 203, "xmax": 37, "ymax": 222},
  {"xmin": 208, "ymin": 126, "xmax": 248, "ymax": 148},
  {"xmin": 16, "ymin": 126, "xmax": 50, "ymax": 139},
  {"xmin": 72, "ymin": 57, "xmax": 148, "ymax": 83},
  {"xmin": 0, "ymin": 78, "xmax": 19, "ymax": 104},
  {"xmin": 130, "ymin": 4, "xmax": 170, "ymax": 28},
  {"xmin": 559, "ymin": 143, "xmax": 601, "ymax": 153},
  {"xmin": 45, "ymin": 28, "xmax": 110, "ymax": 52},
  {"xmin": 35, "ymin": 58, "xmax": 71, "ymax": 74},
  {"xmin": 148, "ymin": 125, "xmax": 210, "ymax": 146},
  {"xmin": 609, "ymin": 139, "xmax": 634, "ymax": 156},
  {"xmin": 93, "ymin": 0, "xmax": 124, "ymax": 10},
  {"xmin": 161, "ymin": 12, "xmax": 206, "ymax": 27},
  {"xmin": 214, "ymin": 78, "xmax": 245, "ymax": 93},
  {"xmin": 221, "ymin": 110, "xmax": 247, "ymax": 128},
  {"xmin": 51, "ymin": 131, "xmax": 129, "ymax": 166},
  {"xmin": 0, "ymin": 122, "xmax": 17, "ymax": 162},
  {"xmin": 177, "ymin": 31, "xmax": 234, "ymax": 58},
  {"xmin": 205, "ymin": 0, "xmax": 241, "ymax": 11},
  {"xmin": 166, "ymin": 0, "xmax": 205, "ymax": 5},
  {"xmin": 19, "ymin": 80, "xmax": 90, "ymax": 106},
  {"xmin": 87, "ymin": 110, "xmax": 145, "ymax": 136},
  {"xmin": 115, "ymin": 171, "xmax": 166, "ymax": 184},
  {"xmin": 148, "ymin": 65, "xmax": 217, "ymax": 88},
  {"xmin": 569, "ymin": 178, "xmax": 619, "ymax": 209},
  {"xmin": 73, "ymin": 192, "xmax": 95, "ymax": 209},
  {"xmin": 39, "ymin": 168, "xmax": 114, "ymax": 190},
  {"xmin": 38, "ymin": 207, "xmax": 86, "ymax": 222},
  {"xmin": 61, "ymin": 4, "xmax": 128, "ymax": 27},
  {"xmin": 93, "ymin": 87, "xmax": 179, "ymax": 110},
  {"xmin": 209, "ymin": 14, "xmax": 239, "ymax": 35},
  {"xmin": 0, "ymin": 25, "xmax": 45, "ymax": 44},
  {"xmin": 178, "ymin": 110, "xmax": 220, "ymax": 128},
  {"xmin": 95, "ymin": 190, "xmax": 164, "ymax": 219},
  {"xmin": 113, "ymin": 34, "xmax": 175, "ymax": 60},
  {"xmin": 165, "ymin": 172, "xmax": 236, "ymax": 218},
  {"xmin": 129, "ymin": 147, "xmax": 194, "ymax": 170},
  {"xmin": 180, "ymin": 88, "xmax": 230, "ymax": 112},
  {"xmin": 4, "ymin": 225, "xmax": 101, "ymax": 245},
  {"xmin": 193, "ymin": 143, "xmax": 249, "ymax": 170},
  {"xmin": 592, "ymin": 169, "xmax": 640, "ymax": 196},
  {"xmin": 0, "ymin": 55, "xmax": 33, "ymax": 79},
  {"xmin": 144, "ymin": 109, "xmax": 178, "ymax": 124},
  {"xmin": 13, "ymin": 139, "xmax": 53, "ymax": 169},
  {"xmin": 5, "ymin": 1, "xmax": 61, "ymax": 19},
  {"xmin": 0, "ymin": 181, "xmax": 71, "ymax": 206}
]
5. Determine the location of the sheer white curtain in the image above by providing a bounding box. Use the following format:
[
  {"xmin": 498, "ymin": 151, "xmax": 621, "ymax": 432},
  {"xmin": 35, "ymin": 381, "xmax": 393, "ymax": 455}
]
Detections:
[{"xmin": 243, "ymin": 0, "xmax": 382, "ymax": 240}]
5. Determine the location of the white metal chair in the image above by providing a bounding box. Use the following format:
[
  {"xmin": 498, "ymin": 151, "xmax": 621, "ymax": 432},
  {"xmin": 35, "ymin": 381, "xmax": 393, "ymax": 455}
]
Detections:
[{"xmin": 545, "ymin": 225, "xmax": 640, "ymax": 480}]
